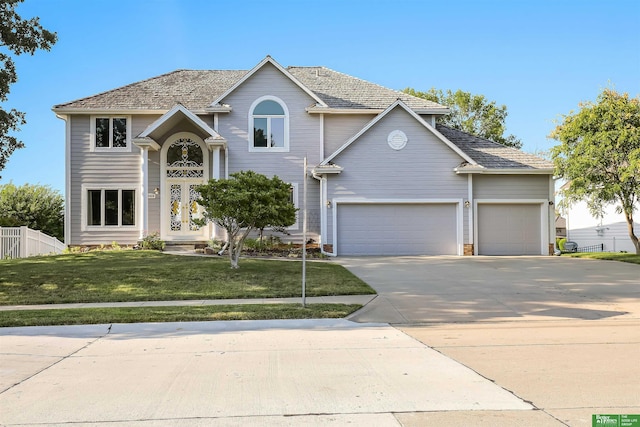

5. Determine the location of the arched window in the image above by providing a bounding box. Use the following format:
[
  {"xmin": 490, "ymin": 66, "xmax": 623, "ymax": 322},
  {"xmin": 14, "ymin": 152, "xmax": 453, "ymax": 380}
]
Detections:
[{"xmin": 249, "ymin": 96, "xmax": 289, "ymax": 152}]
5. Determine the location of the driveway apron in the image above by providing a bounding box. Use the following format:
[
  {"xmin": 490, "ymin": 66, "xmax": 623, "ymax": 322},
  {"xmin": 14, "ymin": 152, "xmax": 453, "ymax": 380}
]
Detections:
[{"xmin": 338, "ymin": 256, "xmax": 640, "ymax": 324}]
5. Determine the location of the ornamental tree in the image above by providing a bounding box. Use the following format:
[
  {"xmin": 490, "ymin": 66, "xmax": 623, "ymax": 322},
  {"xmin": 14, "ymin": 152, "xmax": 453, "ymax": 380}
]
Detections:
[
  {"xmin": 550, "ymin": 88, "xmax": 640, "ymax": 254},
  {"xmin": 0, "ymin": 182, "xmax": 64, "ymax": 240},
  {"xmin": 195, "ymin": 171, "xmax": 297, "ymax": 268},
  {"xmin": 0, "ymin": 0, "xmax": 57, "ymax": 177},
  {"xmin": 403, "ymin": 87, "xmax": 522, "ymax": 148}
]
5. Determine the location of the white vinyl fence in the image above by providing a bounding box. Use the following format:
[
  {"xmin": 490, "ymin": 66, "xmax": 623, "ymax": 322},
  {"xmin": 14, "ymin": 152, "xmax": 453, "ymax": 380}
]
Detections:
[{"xmin": 0, "ymin": 226, "xmax": 66, "ymax": 259}]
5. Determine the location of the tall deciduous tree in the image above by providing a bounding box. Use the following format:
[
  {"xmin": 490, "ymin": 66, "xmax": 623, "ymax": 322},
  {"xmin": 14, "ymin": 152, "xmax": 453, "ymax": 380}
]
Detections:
[
  {"xmin": 196, "ymin": 171, "xmax": 297, "ymax": 268},
  {"xmin": 550, "ymin": 88, "xmax": 640, "ymax": 254},
  {"xmin": 0, "ymin": 182, "xmax": 64, "ymax": 240},
  {"xmin": 403, "ymin": 87, "xmax": 522, "ymax": 148},
  {"xmin": 0, "ymin": 0, "xmax": 57, "ymax": 177}
]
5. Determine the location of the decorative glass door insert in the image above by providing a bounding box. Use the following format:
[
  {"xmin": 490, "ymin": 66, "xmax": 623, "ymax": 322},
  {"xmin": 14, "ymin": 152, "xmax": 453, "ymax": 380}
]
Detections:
[
  {"xmin": 165, "ymin": 137, "xmax": 205, "ymax": 236},
  {"xmin": 168, "ymin": 181, "xmax": 203, "ymax": 234}
]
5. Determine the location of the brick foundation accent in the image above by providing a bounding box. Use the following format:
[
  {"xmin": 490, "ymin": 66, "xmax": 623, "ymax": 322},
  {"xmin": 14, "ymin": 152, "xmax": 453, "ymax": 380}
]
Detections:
[{"xmin": 463, "ymin": 244, "xmax": 474, "ymax": 256}]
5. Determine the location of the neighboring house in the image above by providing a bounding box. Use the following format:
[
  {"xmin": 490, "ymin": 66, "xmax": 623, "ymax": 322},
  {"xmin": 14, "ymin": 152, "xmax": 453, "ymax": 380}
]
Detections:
[
  {"xmin": 555, "ymin": 215, "xmax": 567, "ymax": 237},
  {"xmin": 563, "ymin": 199, "xmax": 640, "ymax": 253},
  {"xmin": 53, "ymin": 56, "xmax": 555, "ymax": 256}
]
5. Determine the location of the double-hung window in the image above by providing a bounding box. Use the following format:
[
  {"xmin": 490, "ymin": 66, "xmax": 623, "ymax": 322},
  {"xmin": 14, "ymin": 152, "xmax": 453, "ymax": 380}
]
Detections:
[
  {"xmin": 91, "ymin": 116, "xmax": 131, "ymax": 151},
  {"xmin": 249, "ymin": 97, "xmax": 289, "ymax": 152},
  {"xmin": 84, "ymin": 188, "xmax": 136, "ymax": 228}
]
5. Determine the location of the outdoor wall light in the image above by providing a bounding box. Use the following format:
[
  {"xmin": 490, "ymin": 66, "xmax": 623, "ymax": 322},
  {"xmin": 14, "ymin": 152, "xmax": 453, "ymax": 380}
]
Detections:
[
  {"xmin": 549, "ymin": 201, "xmax": 554, "ymax": 206},
  {"xmin": 154, "ymin": 188, "xmax": 160, "ymax": 195},
  {"xmin": 326, "ymin": 200, "xmax": 332, "ymax": 208},
  {"xmin": 464, "ymin": 200, "xmax": 471, "ymax": 208}
]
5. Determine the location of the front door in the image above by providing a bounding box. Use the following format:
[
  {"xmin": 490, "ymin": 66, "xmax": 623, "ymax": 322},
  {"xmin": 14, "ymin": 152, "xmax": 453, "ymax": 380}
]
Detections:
[
  {"xmin": 167, "ymin": 179, "xmax": 204, "ymax": 237},
  {"xmin": 161, "ymin": 132, "xmax": 209, "ymax": 241}
]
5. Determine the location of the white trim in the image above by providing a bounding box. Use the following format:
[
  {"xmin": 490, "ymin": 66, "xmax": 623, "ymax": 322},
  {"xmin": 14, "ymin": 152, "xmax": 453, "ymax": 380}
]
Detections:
[
  {"xmin": 321, "ymin": 100, "xmax": 476, "ymax": 166},
  {"xmin": 290, "ymin": 182, "xmax": 300, "ymax": 230},
  {"xmin": 306, "ymin": 106, "xmax": 450, "ymax": 115},
  {"xmin": 468, "ymin": 174, "xmax": 474, "ymax": 245},
  {"xmin": 248, "ymin": 95, "xmax": 290, "ymax": 153},
  {"xmin": 160, "ymin": 132, "xmax": 210, "ymax": 241},
  {"xmin": 473, "ymin": 199, "xmax": 549, "ymax": 256},
  {"xmin": 140, "ymin": 147, "xmax": 149, "ymax": 239},
  {"xmin": 456, "ymin": 167, "xmax": 554, "ymax": 175},
  {"xmin": 80, "ymin": 185, "xmax": 139, "ymax": 231},
  {"xmin": 212, "ymin": 146, "xmax": 221, "ymax": 180},
  {"xmin": 319, "ymin": 113, "xmax": 324, "ymax": 161},
  {"xmin": 330, "ymin": 198, "xmax": 464, "ymax": 257},
  {"xmin": 90, "ymin": 115, "xmax": 132, "ymax": 152},
  {"xmin": 320, "ymin": 176, "xmax": 328, "ymax": 250},
  {"xmin": 137, "ymin": 104, "xmax": 223, "ymax": 141},
  {"xmin": 210, "ymin": 56, "xmax": 327, "ymax": 108},
  {"xmin": 62, "ymin": 114, "xmax": 71, "ymax": 245}
]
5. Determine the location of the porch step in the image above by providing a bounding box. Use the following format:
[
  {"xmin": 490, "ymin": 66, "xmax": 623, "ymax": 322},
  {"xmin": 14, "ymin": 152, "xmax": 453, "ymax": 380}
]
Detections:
[{"xmin": 164, "ymin": 242, "xmax": 208, "ymax": 253}]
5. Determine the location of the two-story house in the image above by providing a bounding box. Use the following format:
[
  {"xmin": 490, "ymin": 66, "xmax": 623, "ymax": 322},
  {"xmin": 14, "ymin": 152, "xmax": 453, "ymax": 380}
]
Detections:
[{"xmin": 53, "ymin": 56, "xmax": 554, "ymax": 256}]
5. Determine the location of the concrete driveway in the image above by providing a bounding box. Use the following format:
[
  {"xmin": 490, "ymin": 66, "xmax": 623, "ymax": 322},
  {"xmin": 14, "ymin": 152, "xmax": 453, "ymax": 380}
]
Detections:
[
  {"xmin": 338, "ymin": 256, "xmax": 640, "ymax": 324},
  {"xmin": 339, "ymin": 256, "xmax": 640, "ymax": 426}
]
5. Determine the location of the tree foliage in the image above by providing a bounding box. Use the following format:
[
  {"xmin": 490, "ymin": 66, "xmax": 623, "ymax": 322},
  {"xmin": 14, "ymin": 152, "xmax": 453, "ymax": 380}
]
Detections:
[
  {"xmin": 0, "ymin": 0, "xmax": 57, "ymax": 177},
  {"xmin": 403, "ymin": 87, "xmax": 522, "ymax": 148},
  {"xmin": 196, "ymin": 171, "xmax": 297, "ymax": 268},
  {"xmin": 0, "ymin": 182, "xmax": 64, "ymax": 240},
  {"xmin": 550, "ymin": 88, "xmax": 640, "ymax": 254}
]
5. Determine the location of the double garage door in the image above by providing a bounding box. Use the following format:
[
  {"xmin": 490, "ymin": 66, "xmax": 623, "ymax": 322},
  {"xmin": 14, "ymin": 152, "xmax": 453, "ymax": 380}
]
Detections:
[
  {"xmin": 335, "ymin": 202, "xmax": 544, "ymax": 256},
  {"xmin": 337, "ymin": 203, "xmax": 458, "ymax": 256},
  {"xmin": 477, "ymin": 203, "xmax": 542, "ymax": 255}
]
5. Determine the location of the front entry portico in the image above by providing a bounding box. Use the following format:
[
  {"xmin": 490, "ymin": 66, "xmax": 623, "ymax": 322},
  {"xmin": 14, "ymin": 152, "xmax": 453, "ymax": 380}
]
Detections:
[{"xmin": 160, "ymin": 132, "xmax": 209, "ymax": 241}]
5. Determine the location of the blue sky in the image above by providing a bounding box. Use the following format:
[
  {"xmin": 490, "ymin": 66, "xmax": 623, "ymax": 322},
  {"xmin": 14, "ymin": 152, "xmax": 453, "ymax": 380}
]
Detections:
[{"xmin": 2, "ymin": 0, "xmax": 639, "ymax": 194}]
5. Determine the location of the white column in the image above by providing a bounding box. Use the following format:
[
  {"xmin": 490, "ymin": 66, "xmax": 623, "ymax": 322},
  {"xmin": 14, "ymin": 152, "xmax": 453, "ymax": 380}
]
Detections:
[
  {"xmin": 140, "ymin": 147, "xmax": 149, "ymax": 239},
  {"xmin": 212, "ymin": 147, "xmax": 221, "ymax": 180}
]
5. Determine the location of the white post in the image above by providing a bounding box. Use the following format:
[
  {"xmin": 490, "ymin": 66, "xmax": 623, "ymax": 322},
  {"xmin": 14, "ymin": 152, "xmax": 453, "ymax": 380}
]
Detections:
[
  {"xmin": 140, "ymin": 147, "xmax": 149, "ymax": 240},
  {"xmin": 20, "ymin": 226, "xmax": 27, "ymax": 258},
  {"xmin": 302, "ymin": 157, "xmax": 307, "ymax": 307}
]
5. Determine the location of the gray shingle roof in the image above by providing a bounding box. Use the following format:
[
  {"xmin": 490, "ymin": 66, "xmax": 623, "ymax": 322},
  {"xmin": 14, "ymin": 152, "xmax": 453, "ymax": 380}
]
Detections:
[
  {"xmin": 54, "ymin": 70, "xmax": 248, "ymax": 110},
  {"xmin": 287, "ymin": 66, "xmax": 445, "ymax": 111},
  {"xmin": 53, "ymin": 66, "xmax": 445, "ymax": 112},
  {"xmin": 437, "ymin": 125, "xmax": 553, "ymax": 170}
]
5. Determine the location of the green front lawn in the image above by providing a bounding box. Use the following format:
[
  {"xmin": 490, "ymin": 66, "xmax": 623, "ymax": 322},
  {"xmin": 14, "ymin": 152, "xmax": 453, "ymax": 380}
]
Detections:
[
  {"xmin": 563, "ymin": 252, "xmax": 640, "ymax": 265},
  {"xmin": 0, "ymin": 304, "xmax": 363, "ymax": 327},
  {"xmin": 0, "ymin": 251, "xmax": 375, "ymax": 306}
]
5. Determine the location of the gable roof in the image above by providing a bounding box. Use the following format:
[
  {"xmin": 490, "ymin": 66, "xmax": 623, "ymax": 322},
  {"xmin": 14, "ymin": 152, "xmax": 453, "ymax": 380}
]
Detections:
[
  {"xmin": 52, "ymin": 59, "xmax": 447, "ymax": 114},
  {"xmin": 137, "ymin": 104, "xmax": 224, "ymax": 141},
  {"xmin": 288, "ymin": 67, "xmax": 447, "ymax": 113},
  {"xmin": 437, "ymin": 125, "xmax": 554, "ymax": 172},
  {"xmin": 321, "ymin": 100, "xmax": 476, "ymax": 166},
  {"xmin": 210, "ymin": 56, "xmax": 327, "ymax": 108}
]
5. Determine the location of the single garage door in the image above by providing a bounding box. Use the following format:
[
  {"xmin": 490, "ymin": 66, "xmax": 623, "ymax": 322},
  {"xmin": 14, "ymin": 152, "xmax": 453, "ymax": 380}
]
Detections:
[
  {"xmin": 477, "ymin": 203, "xmax": 541, "ymax": 255},
  {"xmin": 337, "ymin": 203, "xmax": 458, "ymax": 255}
]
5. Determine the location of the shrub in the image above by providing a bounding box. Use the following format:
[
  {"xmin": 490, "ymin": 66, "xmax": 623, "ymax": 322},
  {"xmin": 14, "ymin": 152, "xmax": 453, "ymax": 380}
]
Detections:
[
  {"xmin": 141, "ymin": 232, "xmax": 165, "ymax": 251},
  {"xmin": 558, "ymin": 238, "xmax": 567, "ymax": 251}
]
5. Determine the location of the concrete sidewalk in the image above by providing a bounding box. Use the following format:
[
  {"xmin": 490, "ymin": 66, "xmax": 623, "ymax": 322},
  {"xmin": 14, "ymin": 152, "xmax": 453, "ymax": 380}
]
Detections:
[
  {"xmin": 0, "ymin": 319, "xmax": 532, "ymax": 426},
  {"xmin": 0, "ymin": 295, "xmax": 377, "ymax": 311}
]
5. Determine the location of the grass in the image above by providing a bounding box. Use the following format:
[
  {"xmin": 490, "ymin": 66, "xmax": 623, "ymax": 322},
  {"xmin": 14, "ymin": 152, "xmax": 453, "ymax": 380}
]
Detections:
[
  {"xmin": 0, "ymin": 250, "xmax": 375, "ymax": 306},
  {"xmin": 563, "ymin": 252, "xmax": 640, "ymax": 265},
  {"xmin": 0, "ymin": 304, "xmax": 363, "ymax": 327}
]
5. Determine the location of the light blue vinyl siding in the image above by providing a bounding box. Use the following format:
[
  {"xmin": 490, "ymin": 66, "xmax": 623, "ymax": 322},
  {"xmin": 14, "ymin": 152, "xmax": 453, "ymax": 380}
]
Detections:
[
  {"xmin": 69, "ymin": 115, "xmax": 156, "ymax": 245},
  {"xmin": 323, "ymin": 114, "xmax": 375, "ymax": 158},
  {"xmin": 473, "ymin": 175, "xmax": 549, "ymax": 199},
  {"xmin": 216, "ymin": 62, "xmax": 322, "ymax": 240},
  {"xmin": 324, "ymin": 106, "xmax": 468, "ymax": 247}
]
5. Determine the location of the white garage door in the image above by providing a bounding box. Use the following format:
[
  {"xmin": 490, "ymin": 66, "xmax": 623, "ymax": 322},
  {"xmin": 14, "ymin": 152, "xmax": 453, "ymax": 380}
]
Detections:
[
  {"xmin": 477, "ymin": 204, "xmax": 542, "ymax": 255},
  {"xmin": 337, "ymin": 203, "xmax": 458, "ymax": 256}
]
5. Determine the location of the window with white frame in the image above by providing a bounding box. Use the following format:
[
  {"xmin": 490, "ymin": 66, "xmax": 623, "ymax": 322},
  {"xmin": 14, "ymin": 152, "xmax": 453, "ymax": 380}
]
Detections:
[
  {"xmin": 91, "ymin": 117, "xmax": 130, "ymax": 151},
  {"xmin": 289, "ymin": 183, "xmax": 299, "ymax": 229},
  {"xmin": 85, "ymin": 188, "xmax": 136, "ymax": 228},
  {"xmin": 249, "ymin": 97, "xmax": 289, "ymax": 152}
]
